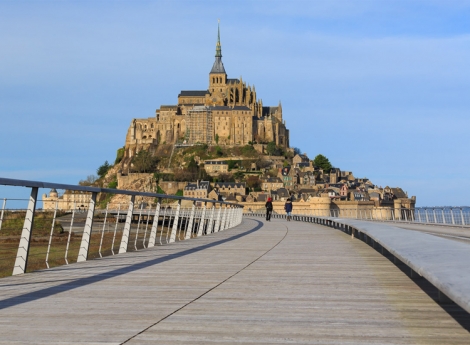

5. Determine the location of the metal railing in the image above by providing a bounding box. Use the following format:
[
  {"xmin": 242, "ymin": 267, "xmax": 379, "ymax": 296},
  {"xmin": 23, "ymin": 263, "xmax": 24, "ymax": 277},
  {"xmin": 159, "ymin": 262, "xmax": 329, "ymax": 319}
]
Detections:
[
  {"xmin": 0, "ymin": 177, "xmax": 243, "ymax": 277},
  {"xmin": 246, "ymin": 206, "xmax": 470, "ymax": 227}
]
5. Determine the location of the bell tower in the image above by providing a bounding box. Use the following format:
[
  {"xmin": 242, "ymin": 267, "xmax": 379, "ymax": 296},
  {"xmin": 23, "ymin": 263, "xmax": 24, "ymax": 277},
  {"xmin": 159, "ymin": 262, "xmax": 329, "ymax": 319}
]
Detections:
[{"xmin": 209, "ymin": 20, "xmax": 227, "ymax": 105}]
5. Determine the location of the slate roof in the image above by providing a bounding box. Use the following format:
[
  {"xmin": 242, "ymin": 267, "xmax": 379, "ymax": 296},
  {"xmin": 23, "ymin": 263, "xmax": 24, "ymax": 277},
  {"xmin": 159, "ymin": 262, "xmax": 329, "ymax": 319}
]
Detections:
[
  {"xmin": 275, "ymin": 188, "xmax": 290, "ymax": 198},
  {"xmin": 210, "ymin": 57, "xmax": 226, "ymax": 74},
  {"xmin": 262, "ymin": 106, "xmax": 280, "ymax": 116},
  {"xmin": 184, "ymin": 181, "xmax": 210, "ymax": 191},
  {"xmin": 215, "ymin": 182, "xmax": 246, "ymax": 188},
  {"xmin": 205, "ymin": 160, "xmax": 228, "ymax": 165},
  {"xmin": 211, "ymin": 106, "xmax": 251, "ymax": 111},
  {"xmin": 178, "ymin": 90, "xmax": 209, "ymax": 97}
]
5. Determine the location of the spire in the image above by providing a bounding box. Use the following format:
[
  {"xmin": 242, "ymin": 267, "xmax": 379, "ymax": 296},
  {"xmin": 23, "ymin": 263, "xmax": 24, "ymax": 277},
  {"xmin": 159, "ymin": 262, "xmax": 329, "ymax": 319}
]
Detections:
[
  {"xmin": 210, "ymin": 19, "xmax": 226, "ymax": 74},
  {"xmin": 215, "ymin": 19, "xmax": 222, "ymax": 58}
]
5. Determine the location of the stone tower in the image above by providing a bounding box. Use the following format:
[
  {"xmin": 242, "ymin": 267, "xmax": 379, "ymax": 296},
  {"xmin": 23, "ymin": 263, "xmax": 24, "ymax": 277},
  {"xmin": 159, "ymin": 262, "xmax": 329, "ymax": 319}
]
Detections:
[{"xmin": 208, "ymin": 21, "xmax": 227, "ymax": 106}]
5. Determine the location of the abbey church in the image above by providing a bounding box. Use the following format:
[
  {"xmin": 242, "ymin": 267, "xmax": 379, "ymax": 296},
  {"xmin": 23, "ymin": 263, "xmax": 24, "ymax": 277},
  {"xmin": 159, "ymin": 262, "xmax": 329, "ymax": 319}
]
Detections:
[{"xmin": 124, "ymin": 24, "xmax": 290, "ymax": 158}]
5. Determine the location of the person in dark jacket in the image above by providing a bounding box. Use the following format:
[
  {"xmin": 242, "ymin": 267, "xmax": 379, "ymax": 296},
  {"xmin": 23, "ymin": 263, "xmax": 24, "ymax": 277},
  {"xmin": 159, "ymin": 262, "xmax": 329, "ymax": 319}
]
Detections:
[
  {"xmin": 284, "ymin": 198, "xmax": 293, "ymax": 221},
  {"xmin": 265, "ymin": 197, "xmax": 273, "ymax": 221}
]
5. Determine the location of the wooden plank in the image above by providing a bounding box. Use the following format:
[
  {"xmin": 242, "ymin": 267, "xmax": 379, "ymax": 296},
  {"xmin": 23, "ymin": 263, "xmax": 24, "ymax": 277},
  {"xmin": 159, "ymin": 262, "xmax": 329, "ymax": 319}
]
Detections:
[{"xmin": 0, "ymin": 218, "xmax": 469, "ymax": 344}]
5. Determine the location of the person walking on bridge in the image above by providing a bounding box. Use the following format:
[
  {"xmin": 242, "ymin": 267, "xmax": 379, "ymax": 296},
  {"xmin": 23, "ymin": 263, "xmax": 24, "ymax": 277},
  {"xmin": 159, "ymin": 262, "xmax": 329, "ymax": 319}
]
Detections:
[
  {"xmin": 284, "ymin": 198, "xmax": 293, "ymax": 221},
  {"xmin": 265, "ymin": 197, "xmax": 273, "ymax": 221}
]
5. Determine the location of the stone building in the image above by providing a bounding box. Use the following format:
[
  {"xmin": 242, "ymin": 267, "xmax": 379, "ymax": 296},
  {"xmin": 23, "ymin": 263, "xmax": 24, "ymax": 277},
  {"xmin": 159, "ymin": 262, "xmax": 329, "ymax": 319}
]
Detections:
[
  {"xmin": 42, "ymin": 189, "xmax": 91, "ymax": 211},
  {"xmin": 183, "ymin": 181, "xmax": 211, "ymax": 198},
  {"xmin": 122, "ymin": 23, "xmax": 289, "ymax": 163}
]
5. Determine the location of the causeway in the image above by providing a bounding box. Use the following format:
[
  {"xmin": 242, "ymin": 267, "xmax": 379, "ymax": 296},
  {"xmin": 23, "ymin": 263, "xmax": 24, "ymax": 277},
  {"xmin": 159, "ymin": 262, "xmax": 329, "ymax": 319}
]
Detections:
[{"xmin": 0, "ymin": 218, "xmax": 469, "ymax": 344}]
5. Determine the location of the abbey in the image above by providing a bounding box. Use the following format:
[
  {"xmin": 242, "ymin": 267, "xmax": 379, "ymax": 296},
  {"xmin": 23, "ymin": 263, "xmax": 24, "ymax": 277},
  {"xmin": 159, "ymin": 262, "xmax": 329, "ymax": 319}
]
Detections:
[{"xmin": 124, "ymin": 24, "xmax": 289, "ymax": 158}]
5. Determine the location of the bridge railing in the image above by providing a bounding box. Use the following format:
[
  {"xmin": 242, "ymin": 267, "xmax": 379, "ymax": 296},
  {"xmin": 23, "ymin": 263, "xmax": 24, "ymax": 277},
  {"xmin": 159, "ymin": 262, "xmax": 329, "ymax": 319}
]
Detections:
[
  {"xmin": 0, "ymin": 177, "xmax": 243, "ymax": 277},
  {"xmin": 246, "ymin": 206, "xmax": 470, "ymax": 227}
]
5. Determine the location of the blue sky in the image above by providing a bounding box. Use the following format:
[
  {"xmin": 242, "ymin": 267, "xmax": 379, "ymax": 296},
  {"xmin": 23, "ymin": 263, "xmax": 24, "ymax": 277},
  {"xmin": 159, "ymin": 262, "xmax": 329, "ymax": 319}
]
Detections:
[{"xmin": 0, "ymin": 0, "xmax": 469, "ymax": 206}]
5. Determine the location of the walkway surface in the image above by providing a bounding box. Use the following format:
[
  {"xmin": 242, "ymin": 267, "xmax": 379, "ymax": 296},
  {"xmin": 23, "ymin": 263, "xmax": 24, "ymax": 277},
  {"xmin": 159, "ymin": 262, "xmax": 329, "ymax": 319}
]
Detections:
[{"xmin": 0, "ymin": 218, "xmax": 469, "ymax": 344}]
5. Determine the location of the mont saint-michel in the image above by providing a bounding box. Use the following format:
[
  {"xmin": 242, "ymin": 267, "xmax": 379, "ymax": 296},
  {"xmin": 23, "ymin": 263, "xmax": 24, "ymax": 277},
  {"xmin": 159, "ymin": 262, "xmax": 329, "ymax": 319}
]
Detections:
[
  {"xmin": 44, "ymin": 25, "xmax": 416, "ymax": 216},
  {"xmin": 122, "ymin": 24, "xmax": 289, "ymax": 169}
]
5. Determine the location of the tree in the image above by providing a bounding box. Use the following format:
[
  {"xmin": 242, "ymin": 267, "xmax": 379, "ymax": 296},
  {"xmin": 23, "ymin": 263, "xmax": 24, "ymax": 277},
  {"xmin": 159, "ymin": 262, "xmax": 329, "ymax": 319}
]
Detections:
[
  {"xmin": 266, "ymin": 141, "xmax": 277, "ymax": 156},
  {"xmin": 227, "ymin": 159, "xmax": 238, "ymax": 171},
  {"xmin": 187, "ymin": 157, "xmax": 199, "ymax": 173},
  {"xmin": 215, "ymin": 134, "xmax": 219, "ymax": 144},
  {"xmin": 293, "ymin": 147, "xmax": 302, "ymax": 155},
  {"xmin": 131, "ymin": 150, "xmax": 158, "ymax": 173},
  {"xmin": 246, "ymin": 176, "xmax": 261, "ymax": 191},
  {"xmin": 218, "ymin": 173, "xmax": 234, "ymax": 182},
  {"xmin": 313, "ymin": 154, "xmax": 333, "ymax": 174},
  {"xmin": 79, "ymin": 175, "xmax": 98, "ymax": 186},
  {"xmin": 97, "ymin": 161, "xmax": 111, "ymax": 178}
]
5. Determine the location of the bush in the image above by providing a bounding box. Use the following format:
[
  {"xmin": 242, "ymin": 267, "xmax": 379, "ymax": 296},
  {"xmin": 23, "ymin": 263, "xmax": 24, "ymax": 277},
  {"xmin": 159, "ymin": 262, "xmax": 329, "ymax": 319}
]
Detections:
[
  {"xmin": 108, "ymin": 180, "xmax": 118, "ymax": 189},
  {"xmin": 131, "ymin": 150, "xmax": 158, "ymax": 173},
  {"xmin": 174, "ymin": 189, "xmax": 183, "ymax": 197},
  {"xmin": 115, "ymin": 147, "xmax": 125, "ymax": 164}
]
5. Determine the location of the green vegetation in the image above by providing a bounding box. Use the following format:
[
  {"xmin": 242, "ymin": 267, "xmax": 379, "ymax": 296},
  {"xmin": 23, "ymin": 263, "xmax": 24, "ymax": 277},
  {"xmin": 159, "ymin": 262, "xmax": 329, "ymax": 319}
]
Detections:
[
  {"xmin": 0, "ymin": 211, "xmax": 64, "ymax": 237},
  {"xmin": 313, "ymin": 154, "xmax": 333, "ymax": 173},
  {"xmin": 266, "ymin": 141, "xmax": 277, "ymax": 155},
  {"xmin": 174, "ymin": 189, "xmax": 183, "ymax": 196},
  {"xmin": 97, "ymin": 161, "xmax": 111, "ymax": 179},
  {"xmin": 131, "ymin": 149, "xmax": 158, "ymax": 173},
  {"xmin": 156, "ymin": 185, "xmax": 166, "ymax": 194},
  {"xmin": 115, "ymin": 147, "xmax": 125, "ymax": 164}
]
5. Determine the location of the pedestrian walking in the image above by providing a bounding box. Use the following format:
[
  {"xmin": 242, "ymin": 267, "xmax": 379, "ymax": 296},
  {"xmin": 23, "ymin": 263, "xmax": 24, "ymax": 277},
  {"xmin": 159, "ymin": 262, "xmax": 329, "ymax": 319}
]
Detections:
[
  {"xmin": 265, "ymin": 197, "xmax": 273, "ymax": 221},
  {"xmin": 284, "ymin": 198, "xmax": 293, "ymax": 221}
]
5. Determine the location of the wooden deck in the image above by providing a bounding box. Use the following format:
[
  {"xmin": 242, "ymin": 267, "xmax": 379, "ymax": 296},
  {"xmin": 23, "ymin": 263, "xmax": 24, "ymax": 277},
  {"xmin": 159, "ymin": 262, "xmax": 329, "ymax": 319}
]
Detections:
[{"xmin": 0, "ymin": 218, "xmax": 469, "ymax": 344}]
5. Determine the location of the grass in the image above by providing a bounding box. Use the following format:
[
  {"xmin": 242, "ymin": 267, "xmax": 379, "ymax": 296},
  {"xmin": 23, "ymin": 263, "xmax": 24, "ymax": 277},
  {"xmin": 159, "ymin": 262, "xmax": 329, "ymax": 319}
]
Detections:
[{"xmin": 0, "ymin": 214, "xmax": 199, "ymax": 278}]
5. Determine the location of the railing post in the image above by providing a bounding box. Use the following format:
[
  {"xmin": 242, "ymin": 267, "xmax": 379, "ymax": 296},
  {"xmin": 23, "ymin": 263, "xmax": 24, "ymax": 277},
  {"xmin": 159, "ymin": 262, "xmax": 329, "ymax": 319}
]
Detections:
[
  {"xmin": 460, "ymin": 208, "xmax": 465, "ymax": 226},
  {"xmin": 148, "ymin": 198, "xmax": 161, "ymax": 247},
  {"xmin": 119, "ymin": 195, "xmax": 135, "ymax": 254},
  {"xmin": 77, "ymin": 192, "xmax": 97, "ymax": 262},
  {"xmin": 185, "ymin": 201, "xmax": 196, "ymax": 239},
  {"xmin": 197, "ymin": 202, "xmax": 207, "ymax": 237},
  {"xmin": 98, "ymin": 203, "xmax": 109, "ymax": 257},
  {"xmin": 425, "ymin": 208, "xmax": 429, "ymax": 223},
  {"xmin": 221, "ymin": 205, "xmax": 228, "ymax": 231},
  {"xmin": 169, "ymin": 199, "xmax": 181, "ymax": 243},
  {"xmin": 45, "ymin": 201, "xmax": 59, "ymax": 268},
  {"xmin": 441, "ymin": 209, "xmax": 446, "ymax": 224},
  {"xmin": 208, "ymin": 205, "xmax": 215, "ymax": 234},
  {"xmin": 229, "ymin": 206, "xmax": 235, "ymax": 228},
  {"xmin": 432, "ymin": 208, "xmax": 437, "ymax": 224},
  {"xmin": 12, "ymin": 187, "xmax": 38, "ymax": 275},
  {"xmin": 214, "ymin": 204, "xmax": 222, "ymax": 233},
  {"xmin": 111, "ymin": 203, "xmax": 122, "ymax": 254},
  {"xmin": 0, "ymin": 198, "xmax": 6, "ymax": 231},
  {"xmin": 450, "ymin": 208, "xmax": 455, "ymax": 225}
]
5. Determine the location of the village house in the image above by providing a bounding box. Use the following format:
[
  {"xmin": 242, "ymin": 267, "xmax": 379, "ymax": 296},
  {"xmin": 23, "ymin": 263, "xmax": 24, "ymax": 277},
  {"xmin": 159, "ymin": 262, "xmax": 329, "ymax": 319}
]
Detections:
[
  {"xmin": 214, "ymin": 182, "xmax": 246, "ymax": 196},
  {"xmin": 204, "ymin": 160, "xmax": 229, "ymax": 175},
  {"xmin": 261, "ymin": 177, "xmax": 283, "ymax": 192},
  {"xmin": 183, "ymin": 180, "xmax": 211, "ymax": 198}
]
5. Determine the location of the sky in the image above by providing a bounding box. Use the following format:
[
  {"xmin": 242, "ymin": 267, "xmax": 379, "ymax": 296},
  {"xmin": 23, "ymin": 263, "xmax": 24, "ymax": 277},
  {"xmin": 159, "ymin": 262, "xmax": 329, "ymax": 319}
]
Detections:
[{"xmin": 0, "ymin": 0, "xmax": 469, "ymax": 207}]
